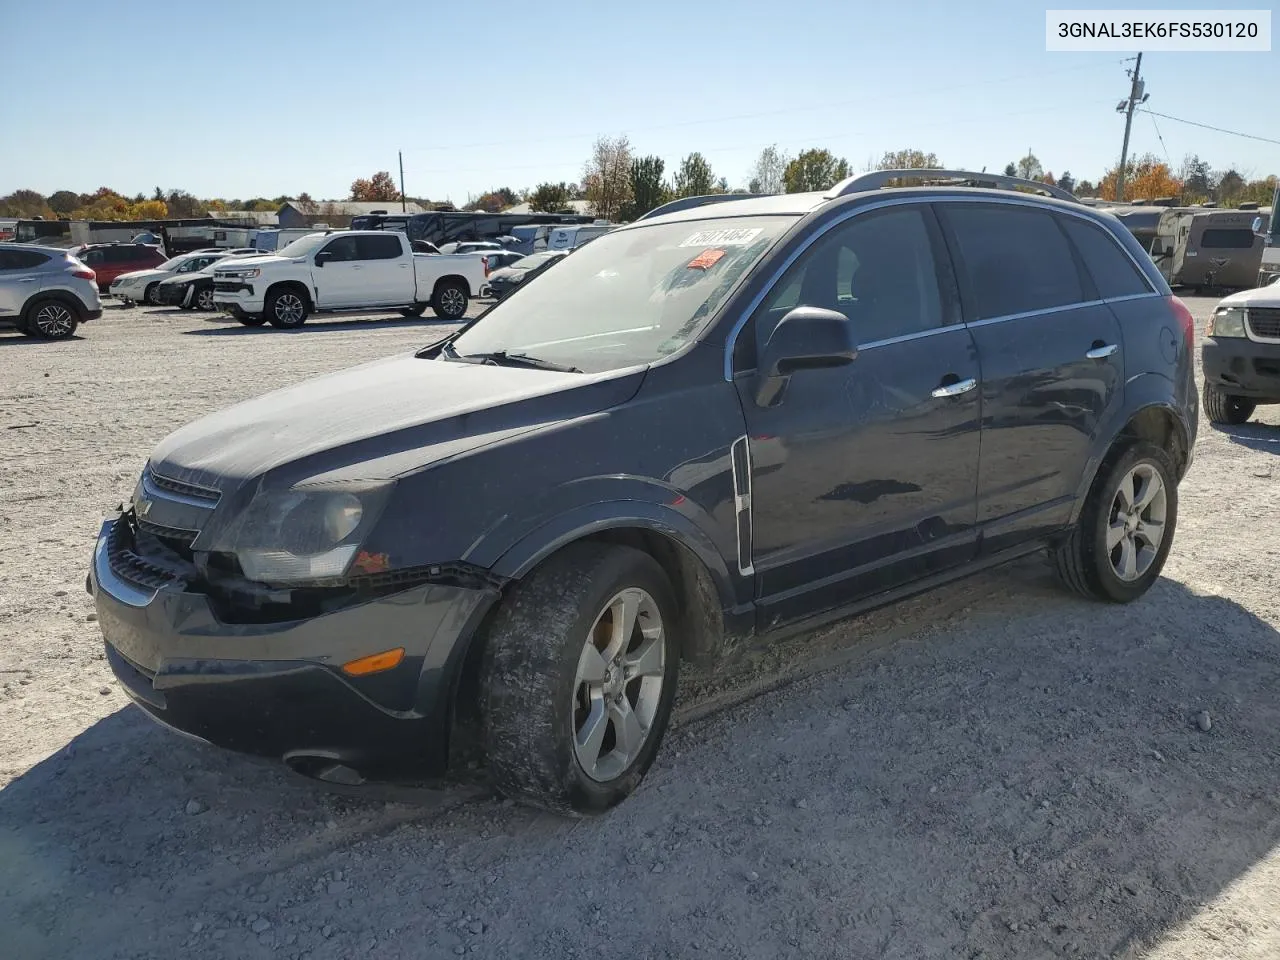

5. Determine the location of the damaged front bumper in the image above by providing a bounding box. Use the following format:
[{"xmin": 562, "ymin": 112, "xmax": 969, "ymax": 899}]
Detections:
[{"xmin": 87, "ymin": 518, "xmax": 500, "ymax": 781}]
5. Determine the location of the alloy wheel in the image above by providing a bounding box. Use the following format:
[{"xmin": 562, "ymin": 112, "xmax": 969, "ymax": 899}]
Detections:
[
  {"xmin": 34, "ymin": 303, "xmax": 74, "ymax": 337},
  {"xmin": 274, "ymin": 294, "xmax": 304, "ymax": 324},
  {"xmin": 440, "ymin": 288, "xmax": 466, "ymax": 317},
  {"xmin": 572, "ymin": 588, "xmax": 666, "ymax": 783},
  {"xmin": 1107, "ymin": 462, "xmax": 1167, "ymax": 582},
  {"xmin": 196, "ymin": 287, "xmax": 215, "ymax": 310}
]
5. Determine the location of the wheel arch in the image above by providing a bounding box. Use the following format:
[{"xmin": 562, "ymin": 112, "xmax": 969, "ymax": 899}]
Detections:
[
  {"xmin": 432, "ymin": 273, "xmax": 475, "ymax": 297},
  {"xmin": 265, "ymin": 279, "xmax": 313, "ymax": 310},
  {"xmin": 23, "ymin": 289, "xmax": 87, "ymax": 324}
]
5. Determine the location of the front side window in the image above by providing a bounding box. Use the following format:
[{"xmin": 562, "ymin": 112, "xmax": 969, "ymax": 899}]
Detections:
[
  {"xmin": 941, "ymin": 204, "xmax": 1085, "ymax": 321},
  {"xmin": 753, "ymin": 205, "xmax": 945, "ymax": 352},
  {"xmin": 320, "ymin": 236, "xmax": 361, "ymax": 261},
  {"xmin": 450, "ymin": 215, "xmax": 796, "ymax": 373}
]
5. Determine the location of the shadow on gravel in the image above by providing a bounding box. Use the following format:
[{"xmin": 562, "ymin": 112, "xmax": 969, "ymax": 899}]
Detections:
[
  {"xmin": 3, "ymin": 567, "xmax": 1280, "ymax": 959},
  {"xmin": 1219, "ymin": 421, "xmax": 1280, "ymax": 453},
  {"xmin": 182, "ymin": 315, "xmax": 462, "ymax": 337},
  {"xmin": 0, "ymin": 334, "xmax": 85, "ymax": 347}
]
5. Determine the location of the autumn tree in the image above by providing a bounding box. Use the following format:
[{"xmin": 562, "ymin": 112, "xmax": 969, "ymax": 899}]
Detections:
[
  {"xmin": 623, "ymin": 156, "xmax": 668, "ymax": 220},
  {"xmin": 528, "ymin": 182, "xmax": 575, "ymax": 213},
  {"xmin": 783, "ymin": 148, "xmax": 850, "ymax": 193},
  {"xmin": 672, "ymin": 152, "xmax": 717, "ymax": 198},
  {"xmin": 876, "ymin": 148, "xmax": 942, "ymax": 170},
  {"xmin": 582, "ymin": 136, "xmax": 634, "ymax": 220},
  {"xmin": 349, "ymin": 171, "xmax": 402, "ymax": 202},
  {"xmin": 47, "ymin": 190, "xmax": 80, "ymax": 215},
  {"xmin": 748, "ymin": 145, "xmax": 788, "ymax": 194},
  {"xmin": 0, "ymin": 189, "xmax": 54, "ymax": 218},
  {"xmin": 1076, "ymin": 179, "xmax": 1096, "ymax": 196},
  {"xmin": 1016, "ymin": 151, "xmax": 1044, "ymax": 181},
  {"xmin": 465, "ymin": 187, "xmax": 519, "ymax": 213},
  {"xmin": 1098, "ymin": 154, "xmax": 1181, "ymax": 202}
]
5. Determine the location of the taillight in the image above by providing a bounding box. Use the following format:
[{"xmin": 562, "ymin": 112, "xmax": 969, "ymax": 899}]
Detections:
[
  {"xmin": 1167, "ymin": 295, "xmax": 1195, "ymax": 348},
  {"xmin": 72, "ymin": 268, "xmax": 96, "ymax": 281}
]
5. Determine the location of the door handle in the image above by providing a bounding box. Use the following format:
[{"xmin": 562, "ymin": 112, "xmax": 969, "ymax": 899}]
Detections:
[
  {"xmin": 1086, "ymin": 342, "xmax": 1118, "ymax": 359},
  {"xmin": 931, "ymin": 377, "xmax": 977, "ymax": 399},
  {"xmin": 17, "ymin": 277, "xmax": 37, "ymax": 282}
]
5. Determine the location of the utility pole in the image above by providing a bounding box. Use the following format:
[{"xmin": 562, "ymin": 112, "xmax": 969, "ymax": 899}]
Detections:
[
  {"xmin": 1114, "ymin": 53, "xmax": 1149, "ymax": 203},
  {"xmin": 398, "ymin": 151, "xmax": 407, "ymax": 212}
]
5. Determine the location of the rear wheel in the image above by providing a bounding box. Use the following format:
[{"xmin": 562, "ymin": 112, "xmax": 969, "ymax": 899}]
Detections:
[
  {"xmin": 481, "ymin": 543, "xmax": 680, "ymax": 815},
  {"xmin": 431, "ymin": 280, "xmax": 468, "ymax": 321},
  {"xmin": 1202, "ymin": 382, "xmax": 1255, "ymax": 425},
  {"xmin": 24, "ymin": 298, "xmax": 80, "ymax": 340},
  {"xmin": 266, "ymin": 288, "xmax": 309, "ymax": 328},
  {"xmin": 1050, "ymin": 441, "xmax": 1178, "ymax": 603}
]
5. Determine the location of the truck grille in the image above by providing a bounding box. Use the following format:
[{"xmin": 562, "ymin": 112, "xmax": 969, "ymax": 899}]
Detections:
[{"xmin": 1247, "ymin": 307, "xmax": 1280, "ymax": 341}]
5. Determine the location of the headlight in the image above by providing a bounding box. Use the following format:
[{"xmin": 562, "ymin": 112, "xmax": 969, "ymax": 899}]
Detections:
[
  {"xmin": 1208, "ymin": 306, "xmax": 1247, "ymax": 338},
  {"xmin": 208, "ymin": 482, "xmax": 392, "ymax": 584},
  {"xmin": 234, "ymin": 268, "xmax": 261, "ymax": 279}
]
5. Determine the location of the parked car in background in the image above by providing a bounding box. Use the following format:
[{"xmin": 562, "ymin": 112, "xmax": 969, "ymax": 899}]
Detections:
[
  {"xmin": 0, "ymin": 244, "xmax": 101, "ymax": 339},
  {"xmin": 73, "ymin": 243, "xmax": 167, "ymax": 292},
  {"xmin": 211, "ymin": 230, "xmax": 492, "ymax": 327},
  {"xmin": 155, "ymin": 251, "xmax": 260, "ymax": 310},
  {"xmin": 1201, "ymin": 278, "xmax": 1280, "ymax": 424},
  {"xmin": 439, "ymin": 240, "xmax": 503, "ymax": 255},
  {"xmin": 484, "ymin": 249, "xmax": 568, "ymax": 299},
  {"xmin": 89, "ymin": 170, "xmax": 1197, "ymax": 814},
  {"xmin": 547, "ymin": 223, "xmax": 614, "ymax": 251},
  {"xmin": 109, "ymin": 251, "xmax": 234, "ymax": 305}
]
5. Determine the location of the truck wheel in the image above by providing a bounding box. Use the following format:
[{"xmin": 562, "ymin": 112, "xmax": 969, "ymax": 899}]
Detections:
[
  {"xmin": 266, "ymin": 288, "xmax": 309, "ymax": 328},
  {"xmin": 1049, "ymin": 441, "xmax": 1177, "ymax": 604},
  {"xmin": 24, "ymin": 298, "xmax": 80, "ymax": 340},
  {"xmin": 145, "ymin": 283, "xmax": 162, "ymax": 305},
  {"xmin": 1202, "ymin": 382, "xmax": 1255, "ymax": 425},
  {"xmin": 237, "ymin": 314, "xmax": 268, "ymax": 327},
  {"xmin": 432, "ymin": 281, "xmax": 469, "ymax": 321},
  {"xmin": 481, "ymin": 543, "xmax": 680, "ymax": 815},
  {"xmin": 399, "ymin": 304, "xmax": 428, "ymax": 318}
]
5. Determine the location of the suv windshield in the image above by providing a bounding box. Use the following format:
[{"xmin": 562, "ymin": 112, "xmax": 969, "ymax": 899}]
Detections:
[
  {"xmin": 451, "ymin": 216, "xmax": 795, "ymax": 372},
  {"xmin": 275, "ymin": 235, "xmax": 328, "ymax": 258}
]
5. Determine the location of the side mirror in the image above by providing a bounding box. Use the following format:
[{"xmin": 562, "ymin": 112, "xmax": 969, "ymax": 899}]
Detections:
[
  {"xmin": 314, "ymin": 251, "xmax": 332, "ymax": 267},
  {"xmin": 754, "ymin": 306, "xmax": 858, "ymax": 407},
  {"xmin": 1253, "ymin": 216, "xmax": 1267, "ymax": 238}
]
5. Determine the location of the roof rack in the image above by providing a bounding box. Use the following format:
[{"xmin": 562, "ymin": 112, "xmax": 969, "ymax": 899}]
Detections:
[
  {"xmin": 828, "ymin": 169, "xmax": 1078, "ymax": 203},
  {"xmin": 637, "ymin": 193, "xmax": 766, "ymax": 221}
]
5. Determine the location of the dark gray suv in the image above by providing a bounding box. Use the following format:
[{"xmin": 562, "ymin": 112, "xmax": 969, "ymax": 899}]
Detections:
[{"xmin": 88, "ymin": 170, "xmax": 1198, "ymax": 814}]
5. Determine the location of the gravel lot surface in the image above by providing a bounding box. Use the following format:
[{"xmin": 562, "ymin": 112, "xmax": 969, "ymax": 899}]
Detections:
[{"xmin": 2, "ymin": 297, "xmax": 1279, "ymax": 960}]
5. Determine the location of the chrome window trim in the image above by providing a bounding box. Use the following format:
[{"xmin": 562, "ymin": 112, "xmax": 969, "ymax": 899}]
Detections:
[{"xmin": 723, "ymin": 194, "xmax": 1161, "ymax": 381}]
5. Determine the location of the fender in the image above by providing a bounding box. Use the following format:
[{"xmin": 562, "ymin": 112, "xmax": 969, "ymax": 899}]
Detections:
[{"xmin": 1067, "ymin": 372, "xmax": 1191, "ymax": 525}]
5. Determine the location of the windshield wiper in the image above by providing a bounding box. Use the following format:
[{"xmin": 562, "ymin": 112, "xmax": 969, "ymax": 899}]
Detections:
[{"xmin": 459, "ymin": 350, "xmax": 582, "ymax": 373}]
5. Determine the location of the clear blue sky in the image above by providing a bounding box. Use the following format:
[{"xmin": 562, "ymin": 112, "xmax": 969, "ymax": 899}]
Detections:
[{"xmin": 1, "ymin": 0, "xmax": 1275, "ymax": 203}]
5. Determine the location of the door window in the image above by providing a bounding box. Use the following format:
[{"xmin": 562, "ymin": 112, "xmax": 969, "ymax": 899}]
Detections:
[
  {"xmin": 81, "ymin": 249, "xmax": 105, "ymax": 266},
  {"xmin": 1058, "ymin": 217, "xmax": 1153, "ymax": 299},
  {"xmin": 753, "ymin": 205, "xmax": 945, "ymax": 352},
  {"xmin": 357, "ymin": 235, "xmax": 404, "ymax": 260},
  {"xmin": 940, "ymin": 204, "xmax": 1085, "ymax": 321},
  {"xmin": 320, "ymin": 236, "xmax": 362, "ymax": 261},
  {"xmin": 0, "ymin": 249, "xmax": 51, "ymax": 270}
]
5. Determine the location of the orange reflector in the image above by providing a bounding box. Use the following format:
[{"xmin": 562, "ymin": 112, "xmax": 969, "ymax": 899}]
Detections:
[{"xmin": 342, "ymin": 647, "xmax": 405, "ymax": 676}]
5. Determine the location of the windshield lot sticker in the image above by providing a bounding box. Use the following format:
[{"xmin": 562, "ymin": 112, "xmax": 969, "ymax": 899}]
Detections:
[
  {"xmin": 686, "ymin": 248, "xmax": 727, "ymax": 270},
  {"xmin": 679, "ymin": 227, "xmax": 762, "ymax": 247}
]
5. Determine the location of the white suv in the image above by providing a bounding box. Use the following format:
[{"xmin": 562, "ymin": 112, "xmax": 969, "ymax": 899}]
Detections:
[{"xmin": 0, "ymin": 245, "xmax": 102, "ymax": 339}]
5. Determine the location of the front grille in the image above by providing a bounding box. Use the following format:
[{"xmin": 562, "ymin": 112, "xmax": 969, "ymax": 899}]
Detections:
[
  {"xmin": 146, "ymin": 466, "xmax": 220, "ymax": 503},
  {"xmin": 1247, "ymin": 307, "xmax": 1280, "ymax": 341},
  {"xmin": 136, "ymin": 516, "xmax": 198, "ymax": 545},
  {"xmin": 106, "ymin": 518, "xmax": 189, "ymax": 592}
]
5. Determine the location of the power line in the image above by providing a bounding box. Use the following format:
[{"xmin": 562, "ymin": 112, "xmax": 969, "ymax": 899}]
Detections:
[
  {"xmin": 1139, "ymin": 109, "xmax": 1280, "ymax": 147},
  {"xmin": 1146, "ymin": 110, "xmax": 1172, "ymax": 167}
]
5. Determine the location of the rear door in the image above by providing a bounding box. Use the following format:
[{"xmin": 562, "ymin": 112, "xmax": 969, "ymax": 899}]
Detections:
[
  {"xmin": 357, "ymin": 234, "xmax": 415, "ymax": 304},
  {"xmin": 313, "ymin": 235, "xmax": 364, "ymax": 307},
  {"xmin": 937, "ymin": 202, "xmax": 1126, "ymax": 551},
  {"xmin": 0, "ymin": 248, "xmax": 52, "ymax": 319}
]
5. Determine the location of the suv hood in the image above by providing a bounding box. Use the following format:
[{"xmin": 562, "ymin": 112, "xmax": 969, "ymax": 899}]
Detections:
[
  {"xmin": 149, "ymin": 354, "xmax": 645, "ymax": 489},
  {"xmin": 1218, "ymin": 278, "xmax": 1280, "ymax": 309}
]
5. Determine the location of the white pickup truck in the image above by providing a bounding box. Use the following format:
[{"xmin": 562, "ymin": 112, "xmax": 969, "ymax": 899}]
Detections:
[{"xmin": 210, "ymin": 230, "xmax": 491, "ymax": 328}]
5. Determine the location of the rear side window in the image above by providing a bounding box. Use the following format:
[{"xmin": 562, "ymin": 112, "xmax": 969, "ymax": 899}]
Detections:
[
  {"xmin": 358, "ymin": 235, "xmax": 403, "ymax": 260},
  {"xmin": 0, "ymin": 249, "xmax": 52, "ymax": 270},
  {"xmin": 1200, "ymin": 228, "xmax": 1255, "ymax": 249},
  {"xmin": 1058, "ymin": 217, "xmax": 1152, "ymax": 299},
  {"xmin": 942, "ymin": 204, "xmax": 1084, "ymax": 321}
]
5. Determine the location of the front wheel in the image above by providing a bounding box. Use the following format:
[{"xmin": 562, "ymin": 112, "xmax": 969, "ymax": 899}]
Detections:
[
  {"xmin": 1202, "ymin": 382, "xmax": 1255, "ymax": 425},
  {"xmin": 481, "ymin": 543, "xmax": 680, "ymax": 815},
  {"xmin": 266, "ymin": 288, "xmax": 309, "ymax": 328},
  {"xmin": 431, "ymin": 280, "xmax": 469, "ymax": 321},
  {"xmin": 195, "ymin": 286, "xmax": 216, "ymax": 311},
  {"xmin": 145, "ymin": 283, "xmax": 162, "ymax": 305},
  {"xmin": 1050, "ymin": 441, "xmax": 1178, "ymax": 603}
]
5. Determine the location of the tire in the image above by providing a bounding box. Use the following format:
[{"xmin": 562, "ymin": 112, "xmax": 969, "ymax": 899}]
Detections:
[
  {"xmin": 237, "ymin": 314, "xmax": 268, "ymax": 327},
  {"xmin": 145, "ymin": 283, "xmax": 161, "ymax": 306},
  {"xmin": 23, "ymin": 298, "xmax": 80, "ymax": 340},
  {"xmin": 195, "ymin": 286, "xmax": 216, "ymax": 311},
  {"xmin": 265, "ymin": 287, "xmax": 309, "ymax": 329},
  {"xmin": 431, "ymin": 280, "xmax": 469, "ymax": 321},
  {"xmin": 399, "ymin": 303, "xmax": 428, "ymax": 318},
  {"xmin": 1202, "ymin": 382, "xmax": 1255, "ymax": 425},
  {"xmin": 481, "ymin": 543, "xmax": 681, "ymax": 815},
  {"xmin": 1050, "ymin": 440, "xmax": 1178, "ymax": 603}
]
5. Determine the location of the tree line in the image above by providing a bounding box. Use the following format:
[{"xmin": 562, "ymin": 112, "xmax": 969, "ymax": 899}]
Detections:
[{"xmin": 3, "ymin": 146, "xmax": 1275, "ymax": 223}]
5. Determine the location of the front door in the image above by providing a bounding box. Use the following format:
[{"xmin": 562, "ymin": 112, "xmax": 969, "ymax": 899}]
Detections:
[
  {"xmin": 313, "ymin": 234, "xmax": 365, "ymax": 308},
  {"xmin": 733, "ymin": 203, "xmax": 982, "ymax": 627},
  {"xmin": 936, "ymin": 202, "xmax": 1128, "ymax": 550}
]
